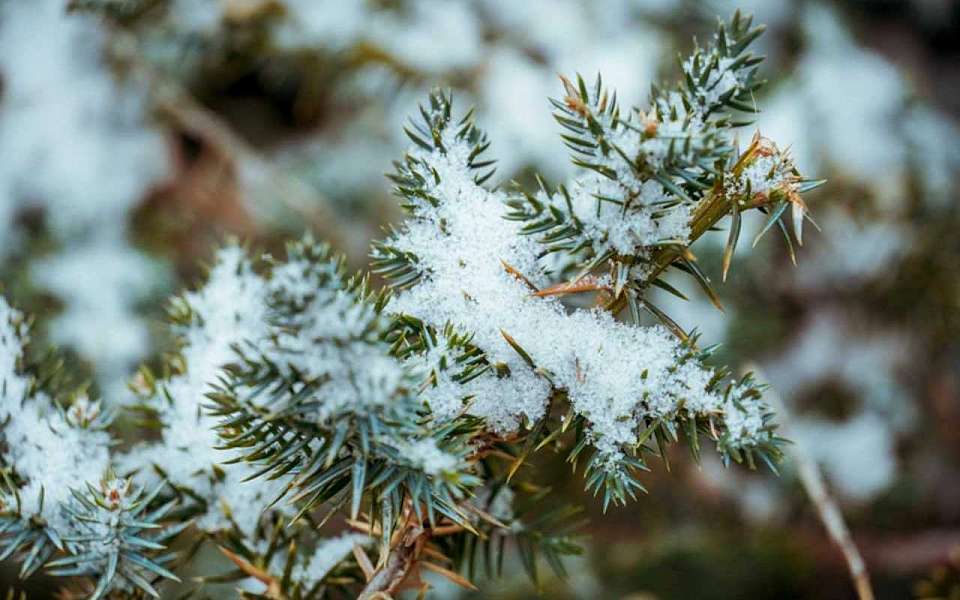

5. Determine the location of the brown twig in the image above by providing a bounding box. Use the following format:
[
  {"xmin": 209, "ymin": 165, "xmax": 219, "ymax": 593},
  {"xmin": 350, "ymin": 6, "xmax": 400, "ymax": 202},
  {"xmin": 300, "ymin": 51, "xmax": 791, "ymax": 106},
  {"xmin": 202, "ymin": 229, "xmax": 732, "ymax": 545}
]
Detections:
[
  {"xmin": 603, "ymin": 186, "xmax": 775, "ymax": 315},
  {"xmin": 532, "ymin": 275, "xmax": 609, "ymax": 298},
  {"xmin": 219, "ymin": 546, "xmax": 286, "ymax": 599},
  {"xmin": 751, "ymin": 366, "xmax": 875, "ymax": 600},
  {"xmin": 358, "ymin": 523, "xmax": 429, "ymax": 599}
]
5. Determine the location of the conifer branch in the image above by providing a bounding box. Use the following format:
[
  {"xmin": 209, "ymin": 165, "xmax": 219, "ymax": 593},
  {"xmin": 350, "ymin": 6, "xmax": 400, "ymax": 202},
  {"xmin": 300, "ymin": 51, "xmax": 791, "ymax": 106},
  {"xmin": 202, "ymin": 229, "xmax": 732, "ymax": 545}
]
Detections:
[{"xmin": 0, "ymin": 10, "xmax": 831, "ymax": 598}]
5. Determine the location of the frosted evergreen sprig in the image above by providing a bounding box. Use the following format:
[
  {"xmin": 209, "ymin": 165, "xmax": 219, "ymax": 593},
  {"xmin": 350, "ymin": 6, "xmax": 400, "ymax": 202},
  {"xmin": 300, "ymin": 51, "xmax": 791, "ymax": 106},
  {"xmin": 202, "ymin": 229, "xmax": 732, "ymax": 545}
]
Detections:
[
  {"xmin": 504, "ymin": 11, "xmax": 823, "ymax": 320},
  {"xmin": 505, "ymin": 12, "xmax": 765, "ymax": 263},
  {"xmin": 371, "ymin": 91, "xmax": 496, "ymax": 290},
  {"xmin": 46, "ymin": 476, "xmax": 181, "ymax": 599},
  {"xmin": 0, "ymin": 296, "xmax": 180, "ymax": 599},
  {"xmin": 0, "ymin": 11, "xmax": 828, "ymax": 597},
  {"xmin": 118, "ymin": 244, "xmax": 293, "ymax": 542},
  {"xmin": 376, "ymin": 69, "xmax": 792, "ymax": 513},
  {"xmin": 208, "ymin": 238, "xmax": 482, "ymax": 559},
  {"xmin": 0, "ymin": 485, "xmax": 62, "ymax": 583}
]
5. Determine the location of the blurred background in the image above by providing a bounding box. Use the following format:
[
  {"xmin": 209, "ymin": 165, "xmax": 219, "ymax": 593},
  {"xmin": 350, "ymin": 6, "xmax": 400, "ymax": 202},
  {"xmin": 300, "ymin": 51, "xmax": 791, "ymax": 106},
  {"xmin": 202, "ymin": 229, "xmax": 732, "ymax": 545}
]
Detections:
[{"xmin": 1, "ymin": 0, "xmax": 959, "ymax": 598}]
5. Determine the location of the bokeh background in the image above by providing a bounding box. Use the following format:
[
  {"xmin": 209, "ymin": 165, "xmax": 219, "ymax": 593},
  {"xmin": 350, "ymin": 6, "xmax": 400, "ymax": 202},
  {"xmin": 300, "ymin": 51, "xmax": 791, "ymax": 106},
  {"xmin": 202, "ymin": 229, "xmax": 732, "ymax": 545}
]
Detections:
[{"xmin": 1, "ymin": 0, "xmax": 959, "ymax": 598}]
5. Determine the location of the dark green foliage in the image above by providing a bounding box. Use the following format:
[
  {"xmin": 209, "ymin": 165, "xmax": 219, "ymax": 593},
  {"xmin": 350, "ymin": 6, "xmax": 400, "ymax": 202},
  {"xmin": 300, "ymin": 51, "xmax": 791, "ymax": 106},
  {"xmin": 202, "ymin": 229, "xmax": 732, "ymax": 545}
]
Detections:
[{"xmin": 208, "ymin": 238, "xmax": 483, "ymax": 551}]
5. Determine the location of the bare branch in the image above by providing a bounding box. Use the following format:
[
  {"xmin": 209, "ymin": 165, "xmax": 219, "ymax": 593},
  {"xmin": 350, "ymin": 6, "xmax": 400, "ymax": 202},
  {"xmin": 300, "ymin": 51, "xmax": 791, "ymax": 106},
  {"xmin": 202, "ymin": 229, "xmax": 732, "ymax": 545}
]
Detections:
[{"xmin": 752, "ymin": 366, "xmax": 875, "ymax": 600}]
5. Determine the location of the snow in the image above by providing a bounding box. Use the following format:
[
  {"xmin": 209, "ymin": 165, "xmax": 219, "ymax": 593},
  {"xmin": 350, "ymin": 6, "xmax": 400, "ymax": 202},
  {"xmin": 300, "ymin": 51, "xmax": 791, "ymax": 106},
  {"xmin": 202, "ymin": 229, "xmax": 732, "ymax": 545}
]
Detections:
[
  {"xmin": 372, "ymin": 0, "xmax": 483, "ymax": 74},
  {"xmin": 0, "ymin": 2, "xmax": 167, "ymax": 236},
  {"xmin": 274, "ymin": 0, "xmax": 666, "ymax": 186},
  {"xmin": 277, "ymin": 0, "xmax": 482, "ymax": 73},
  {"xmin": 383, "ymin": 124, "xmax": 775, "ymax": 465},
  {"xmin": 564, "ymin": 171, "xmax": 691, "ymax": 256},
  {"xmin": 792, "ymin": 413, "xmax": 897, "ymax": 501},
  {"xmin": 683, "ymin": 56, "xmax": 745, "ymax": 111},
  {"xmin": 752, "ymin": 3, "xmax": 956, "ymax": 207},
  {"xmin": 904, "ymin": 106, "xmax": 960, "ymax": 207},
  {"xmin": 121, "ymin": 238, "xmax": 459, "ymax": 537},
  {"xmin": 761, "ymin": 311, "xmax": 913, "ymax": 500},
  {"xmin": 792, "ymin": 211, "xmax": 909, "ymax": 289},
  {"xmin": 273, "ymin": 0, "xmax": 370, "ymax": 53},
  {"xmin": 536, "ymin": 93, "xmax": 707, "ymax": 257},
  {"xmin": 31, "ymin": 243, "xmax": 167, "ymax": 402},
  {"xmin": 169, "ymin": 0, "xmax": 222, "ymax": 35},
  {"xmin": 0, "ymin": 298, "xmax": 30, "ymax": 422},
  {"xmin": 541, "ymin": 34, "xmax": 774, "ymax": 259},
  {"xmin": 480, "ymin": 49, "xmax": 566, "ymax": 177},
  {"xmin": 261, "ymin": 245, "xmax": 411, "ymax": 423},
  {"xmin": 244, "ymin": 532, "xmax": 371, "ymax": 594},
  {"xmin": 295, "ymin": 533, "xmax": 370, "ymax": 587},
  {"xmin": 0, "ymin": 0, "xmax": 170, "ymax": 404},
  {"xmin": 120, "ymin": 245, "xmax": 289, "ymax": 537},
  {"xmin": 799, "ymin": 29, "xmax": 905, "ymax": 187},
  {"xmin": 0, "ymin": 296, "xmax": 111, "ymax": 532},
  {"xmin": 763, "ymin": 311, "xmax": 913, "ymax": 432},
  {"xmin": 384, "ymin": 438, "xmax": 460, "ymax": 477}
]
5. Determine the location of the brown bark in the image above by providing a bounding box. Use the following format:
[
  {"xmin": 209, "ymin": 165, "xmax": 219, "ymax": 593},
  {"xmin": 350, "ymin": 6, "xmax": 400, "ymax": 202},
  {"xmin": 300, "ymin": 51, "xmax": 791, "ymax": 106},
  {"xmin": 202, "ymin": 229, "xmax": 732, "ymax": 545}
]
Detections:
[{"xmin": 357, "ymin": 525, "xmax": 430, "ymax": 600}]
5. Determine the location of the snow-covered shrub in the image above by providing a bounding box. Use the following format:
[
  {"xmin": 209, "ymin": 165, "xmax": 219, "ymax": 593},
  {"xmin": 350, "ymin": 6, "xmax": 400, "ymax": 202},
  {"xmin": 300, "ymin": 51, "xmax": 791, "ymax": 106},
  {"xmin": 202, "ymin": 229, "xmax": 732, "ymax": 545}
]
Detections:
[{"xmin": 0, "ymin": 12, "xmax": 823, "ymax": 599}]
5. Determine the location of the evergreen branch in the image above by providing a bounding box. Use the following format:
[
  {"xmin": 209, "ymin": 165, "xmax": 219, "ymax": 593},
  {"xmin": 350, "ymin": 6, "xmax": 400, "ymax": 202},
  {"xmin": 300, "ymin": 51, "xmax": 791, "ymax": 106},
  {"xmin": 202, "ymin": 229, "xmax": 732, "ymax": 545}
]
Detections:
[{"xmin": 47, "ymin": 476, "xmax": 180, "ymax": 600}]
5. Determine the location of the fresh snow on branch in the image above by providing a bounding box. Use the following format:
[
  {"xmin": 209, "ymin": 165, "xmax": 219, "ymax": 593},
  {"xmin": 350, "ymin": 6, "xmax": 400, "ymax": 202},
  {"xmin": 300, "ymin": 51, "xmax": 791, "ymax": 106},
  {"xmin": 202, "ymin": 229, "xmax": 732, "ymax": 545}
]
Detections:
[
  {"xmin": 380, "ymin": 95, "xmax": 776, "ymax": 476},
  {"xmin": 0, "ymin": 10, "xmax": 826, "ymax": 598},
  {"xmin": 121, "ymin": 245, "xmax": 291, "ymax": 537}
]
